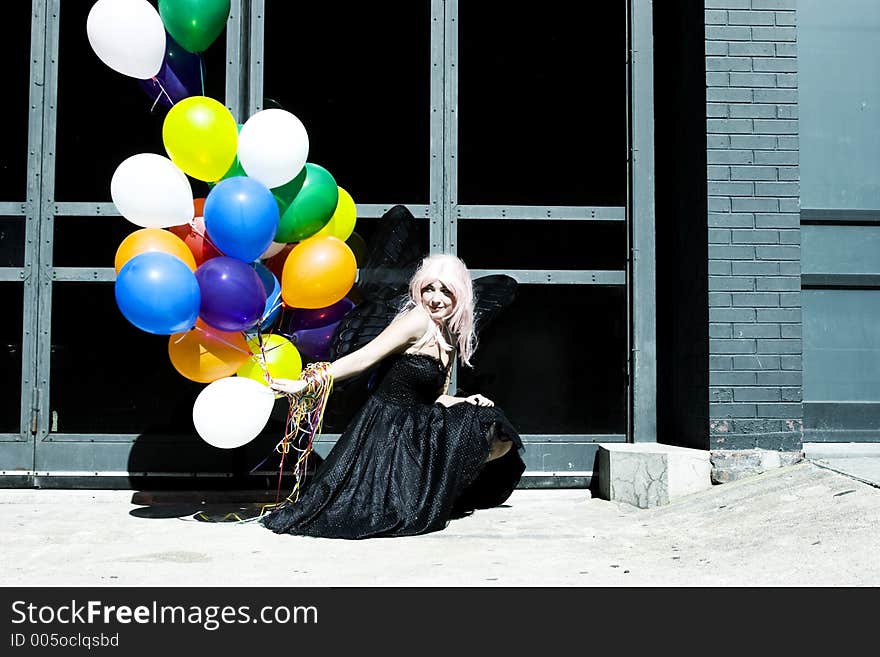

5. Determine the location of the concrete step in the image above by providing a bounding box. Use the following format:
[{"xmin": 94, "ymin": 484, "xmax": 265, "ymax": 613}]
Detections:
[{"xmin": 594, "ymin": 443, "xmax": 712, "ymax": 508}]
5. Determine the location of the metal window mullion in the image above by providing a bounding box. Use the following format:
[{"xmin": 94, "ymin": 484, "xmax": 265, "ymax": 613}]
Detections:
[
  {"xmin": 51, "ymin": 268, "xmax": 115, "ymax": 282},
  {"xmin": 468, "ymin": 269, "xmax": 626, "ymax": 285},
  {"xmin": 429, "ymin": 0, "xmax": 445, "ymax": 253},
  {"xmin": 455, "ymin": 205, "xmax": 627, "ymax": 221},
  {"xmin": 444, "ymin": 0, "xmax": 459, "ymax": 254},
  {"xmin": 52, "ymin": 202, "xmax": 116, "ymax": 216},
  {"xmin": 18, "ymin": 0, "xmax": 49, "ymax": 447},
  {"xmin": 0, "ymin": 269, "xmax": 26, "ymax": 282},
  {"xmin": 443, "ymin": 0, "xmax": 461, "ymax": 392},
  {"xmin": 224, "ymin": 0, "xmax": 246, "ymax": 120},
  {"xmin": 33, "ymin": 0, "xmax": 60, "ymax": 448},
  {"xmin": 248, "ymin": 0, "xmax": 265, "ymax": 117},
  {"xmin": 0, "ymin": 202, "xmax": 27, "ymax": 215},
  {"xmin": 629, "ymin": 0, "xmax": 657, "ymax": 443}
]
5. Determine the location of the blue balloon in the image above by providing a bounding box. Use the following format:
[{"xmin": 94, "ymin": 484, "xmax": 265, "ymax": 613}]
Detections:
[
  {"xmin": 204, "ymin": 176, "xmax": 279, "ymax": 263},
  {"xmin": 195, "ymin": 256, "xmax": 266, "ymax": 332},
  {"xmin": 253, "ymin": 262, "xmax": 282, "ymax": 329},
  {"xmin": 115, "ymin": 252, "xmax": 200, "ymax": 335}
]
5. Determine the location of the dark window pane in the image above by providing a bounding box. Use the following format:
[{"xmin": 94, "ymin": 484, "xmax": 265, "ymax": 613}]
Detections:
[
  {"xmin": 0, "ymin": 284, "xmax": 24, "ymax": 432},
  {"xmin": 0, "ymin": 2, "xmax": 31, "ymax": 200},
  {"xmin": 263, "ymin": 1, "xmax": 430, "ymax": 204},
  {"xmin": 0, "ymin": 217, "xmax": 26, "ymax": 267},
  {"xmin": 458, "ymin": 285, "xmax": 627, "ymax": 434},
  {"xmin": 49, "ymin": 282, "xmax": 204, "ymax": 433},
  {"xmin": 53, "ymin": 215, "xmax": 132, "ymax": 267},
  {"xmin": 54, "ymin": 2, "xmax": 226, "ymax": 201},
  {"xmin": 458, "ymin": 3, "xmax": 626, "ymax": 205},
  {"xmin": 457, "ymin": 219, "xmax": 625, "ymax": 270}
]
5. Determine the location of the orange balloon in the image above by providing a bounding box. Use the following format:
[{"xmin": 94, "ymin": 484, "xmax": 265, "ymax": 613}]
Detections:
[
  {"xmin": 193, "ymin": 197, "xmax": 206, "ymax": 218},
  {"xmin": 115, "ymin": 228, "xmax": 197, "ymax": 274},
  {"xmin": 281, "ymin": 236, "xmax": 357, "ymax": 309},
  {"xmin": 168, "ymin": 319, "xmax": 251, "ymax": 383}
]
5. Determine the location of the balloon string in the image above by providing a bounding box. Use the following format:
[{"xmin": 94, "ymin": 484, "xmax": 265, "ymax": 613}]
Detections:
[
  {"xmin": 152, "ymin": 76, "xmax": 175, "ymax": 107},
  {"xmin": 189, "ymin": 220, "xmax": 225, "ymax": 256},
  {"xmin": 243, "ymin": 363, "xmax": 333, "ymax": 518},
  {"xmin": 265, "ymin": 297, "xmax": 284, "ymax": 319},
  {"xmin": 199, "ymin": 55, "xmax": 206, "ymax": 96},
  {"xmin": 254, "ymin": 328, "xmax": 273, "ymax": 386},
  {"xmin": 192, "ymin": 324, "xmax": 252, "ymax": 355}
]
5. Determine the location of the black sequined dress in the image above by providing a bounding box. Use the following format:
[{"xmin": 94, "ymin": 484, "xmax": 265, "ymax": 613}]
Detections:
[{"xmin": 261, "ymin": 351, "xmax": 525, "ymax": 539}]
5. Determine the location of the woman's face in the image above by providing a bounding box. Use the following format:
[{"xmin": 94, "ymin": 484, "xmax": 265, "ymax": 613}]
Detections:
[{"xmin": 420, "ymin": 279, "xmax": 455, "ymax": 322}]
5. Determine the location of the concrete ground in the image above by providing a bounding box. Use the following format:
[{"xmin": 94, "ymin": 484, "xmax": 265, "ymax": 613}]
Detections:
[{"xmin": 1, "ymin": 460, "xmax": 878, "ymax": 587}]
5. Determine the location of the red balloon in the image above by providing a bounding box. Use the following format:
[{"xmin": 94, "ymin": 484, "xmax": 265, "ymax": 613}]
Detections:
[
  {"xmin": 263, "ymin": 243, "xmax": 295, "ymax": 281},
  {"xmin": 168, "ymin": 216, "xmax": 222, "ymax": 266}
]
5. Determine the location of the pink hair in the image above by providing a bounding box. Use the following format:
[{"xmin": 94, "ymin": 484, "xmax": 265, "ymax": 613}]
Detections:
[{"xmin": 396, "ymin": 254, "xmax": 477, "ymax": 366}]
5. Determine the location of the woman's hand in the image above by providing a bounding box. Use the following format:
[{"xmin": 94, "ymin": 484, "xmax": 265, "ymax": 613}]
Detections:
[
  {"xmin": 269, "ymin": 378, "xmax": 308, "ymax": 396},
  {"xmin": 464, "ymin": 394, "xmax": 494, "ymax": 407}
]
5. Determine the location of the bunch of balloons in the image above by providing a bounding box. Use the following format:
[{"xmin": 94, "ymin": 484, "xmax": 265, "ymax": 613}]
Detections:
[{"xmin": 88, "ymin": 0, "xmax": 360, "ymax": 450}]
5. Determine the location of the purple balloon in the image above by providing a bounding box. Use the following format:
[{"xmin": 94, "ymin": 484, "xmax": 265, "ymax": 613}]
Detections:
[
  {"xmin": 289, "ymin": 321, "xmax": 343, "ymax": 360},
  {"xmin": 195, "ymin": 257, "xmax": 267, "ymax": 332},
  {"xmin": 137, "ymin": 32, "xmax": 203, "ymax": 108},
  {"xmin": 283, "ymin": 297, "xmax": 355, "ymax": 333}
]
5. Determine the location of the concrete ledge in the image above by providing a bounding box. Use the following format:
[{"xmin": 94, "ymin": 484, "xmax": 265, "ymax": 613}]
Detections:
[
  {"xmin": 710, "ymin": 448, "xmax": 803, "ymax": 484},
  {"xmin": 803, "ymin": 443, "xmax": 880, "ymax": 459},
  {"xmin": 594, "ymin": 443, "xmax": 712, "ymax": 508}
]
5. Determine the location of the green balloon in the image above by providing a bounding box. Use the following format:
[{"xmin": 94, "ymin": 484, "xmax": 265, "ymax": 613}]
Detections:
[
  {"xmin": 274, "ymin": 164, "xmax": 339, "ymax": 243},
  {"xmin": 219, "ymin": 124, "xmax": 246, "ymax": 181},
  {"xmin": 159, "ymin": 0, "xmax": 231, "ymax": 53}
]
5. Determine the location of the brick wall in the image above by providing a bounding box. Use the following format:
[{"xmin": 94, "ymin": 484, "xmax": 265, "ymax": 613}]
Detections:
[{"xmin": 704, "ymin": 0, "xmax": 802, "ymax": 452}]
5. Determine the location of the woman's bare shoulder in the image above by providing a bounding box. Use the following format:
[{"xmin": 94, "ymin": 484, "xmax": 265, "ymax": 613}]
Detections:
[{"xmin": 389, "ymin": 307, "xmax": 432, "ymax": 338}]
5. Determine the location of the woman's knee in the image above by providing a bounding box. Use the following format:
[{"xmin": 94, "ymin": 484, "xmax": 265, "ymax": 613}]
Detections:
[{"xmin": 486, "ymin": 438, "xmax": 512, "ymax": 462}]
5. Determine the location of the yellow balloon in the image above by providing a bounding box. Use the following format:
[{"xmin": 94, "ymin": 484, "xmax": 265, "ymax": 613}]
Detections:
[
  {"xmin": 314, "ymin": 187, "xmax": 356, "ymax": 241},
  {"xmin": 162, "ymin": 96, "xmax": 238, "ymax": 182},
  {"xmin": 236, "ymin": 334, "xmax": 303, "ymax": 387}
]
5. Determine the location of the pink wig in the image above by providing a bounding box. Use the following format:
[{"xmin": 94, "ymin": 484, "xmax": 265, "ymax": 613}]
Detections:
[{"xmin": 396, "ymin": 254, "xmax": 477, "ymax": 366}]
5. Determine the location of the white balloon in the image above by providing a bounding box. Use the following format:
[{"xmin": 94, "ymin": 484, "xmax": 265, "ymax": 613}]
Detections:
[
  {"xmin": 86, "ymin": 0, "xmax": 165, "ymax": 79},
  {"xmin": 238, "ymin": 109, "xmax": 310, "ymax": 189},
  {"xmin": 111, "ymin": 154, "xmax": 195, "ymax": 228},
  {"xmin": 260, "ymin": 241, "xmax": 287, "ymax": 260},
  {"xmin": 192, "ymin": 377, "xmax": 276, "ymax": 449}
]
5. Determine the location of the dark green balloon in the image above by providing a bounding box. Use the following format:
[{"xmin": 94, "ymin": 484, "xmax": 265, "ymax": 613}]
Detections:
[
  {"xmin": 159, "ymin": 0, "xmax": 231, "ymax": 54},
  {"xmin": 218, "ymin": 124, "xmax": 246, "ymax": 181},
  {"xmin": 274, "ymin": 164, "xmax": 339, "ymax": 243},
  {"xmin": 346, "ymin": 232, "xmax": 368, "ymax": 267},
  {"xmin": 272, "ymin": 168, "xmax": 306, "ymax": 209}
]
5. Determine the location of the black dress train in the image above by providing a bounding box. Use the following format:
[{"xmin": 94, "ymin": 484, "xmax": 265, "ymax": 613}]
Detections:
[{"xmin": 261, "ymin": 351, "xmax": 525, "ymax": 539}]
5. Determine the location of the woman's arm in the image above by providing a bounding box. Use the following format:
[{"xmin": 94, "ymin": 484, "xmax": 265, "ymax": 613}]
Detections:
[
  {"xmin": 435, "ymin": 394, "xmax": 465, "ymax": 407},
  {"xmin": 270, "ymin": 310, "xmax": 430, "ymax": 394},
  {"xmin": 435, "ymin": 393, "xmax": 494, "ymax": 407}
]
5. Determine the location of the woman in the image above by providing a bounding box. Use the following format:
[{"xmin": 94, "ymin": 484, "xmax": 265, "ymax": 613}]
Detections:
[{"xmin": 263, "ymin": 252, "xmax": 525, "ymax": 539}]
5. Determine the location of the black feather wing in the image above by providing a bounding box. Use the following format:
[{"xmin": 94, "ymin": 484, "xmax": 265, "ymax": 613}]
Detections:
[
  {"xmin": 472, "ymin": 275, "xmax": 518, "ymax": 339},
  {"xmin": 355, "ymin": 204, "xmax": 423, "ymax": 302}
]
